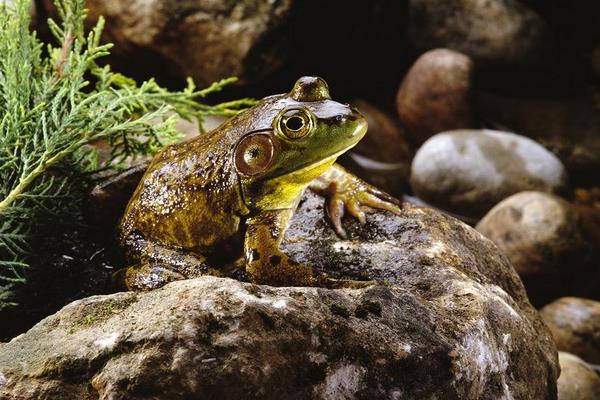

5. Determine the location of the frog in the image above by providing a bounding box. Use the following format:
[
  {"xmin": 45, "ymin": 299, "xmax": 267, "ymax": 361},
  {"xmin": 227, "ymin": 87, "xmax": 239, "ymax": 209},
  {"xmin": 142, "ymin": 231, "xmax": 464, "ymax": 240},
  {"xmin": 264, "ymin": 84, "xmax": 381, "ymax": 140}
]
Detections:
[{"xmin": 119, "ymin": 76, "xmax": 402, "ymax": 290}]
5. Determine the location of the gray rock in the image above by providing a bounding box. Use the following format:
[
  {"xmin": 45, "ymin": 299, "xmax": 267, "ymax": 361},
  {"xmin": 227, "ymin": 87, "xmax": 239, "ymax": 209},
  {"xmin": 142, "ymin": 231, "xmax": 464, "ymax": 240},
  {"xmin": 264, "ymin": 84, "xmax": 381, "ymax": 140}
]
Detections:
[
  {"xmin": 396, "ymin": 49, "xmax": 475, "ymax": 145},
  {"xmin": 476, "ymin": 191, "xmax": 600, "ymax": 306},
  {"xmin": 540, "ymin": 297, "xmax": 600, "ymax": 365},
  {"xmin": 477, "ymin": 93, "xmax": 600, "ymax": 186},
  {"xmin": 0, "ymin": 192, "xmax": 558, "ymax": 399},
  {"xmin": 557, "ymin": 352, "xmax": 600, "ymax": 400},
  {"xmin": 410, "ymin": 129, "xmax": 568, "ymax": 218},
  {"xmin": 408, "ymin": 0, "xmax": 547, "ymax": 66}
]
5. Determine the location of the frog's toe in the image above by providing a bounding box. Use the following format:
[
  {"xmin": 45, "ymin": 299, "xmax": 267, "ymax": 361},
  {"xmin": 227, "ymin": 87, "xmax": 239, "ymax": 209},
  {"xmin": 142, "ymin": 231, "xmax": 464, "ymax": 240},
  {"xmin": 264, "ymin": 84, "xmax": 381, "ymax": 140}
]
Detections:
[
  {"xmin": 360, "ymin": 192, "xmax": 402, "ymax": 216},
  {"xmin": 346, "ymin": 199, "xmax": 367, "ymax": 225},
  {"xmin": 327, "ymin": 195, "xmax": 348, "ymax": 239},
  {"xmin": 367, "ymin": 186, "xmax": 402, "ymax": 207}
]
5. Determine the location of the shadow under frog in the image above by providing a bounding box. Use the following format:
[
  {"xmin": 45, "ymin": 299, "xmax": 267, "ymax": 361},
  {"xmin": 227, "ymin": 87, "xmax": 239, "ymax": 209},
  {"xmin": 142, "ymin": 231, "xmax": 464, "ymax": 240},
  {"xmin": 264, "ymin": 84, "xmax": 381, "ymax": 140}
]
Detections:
[{"xmin": 119, "ymin": 77, "xmax": 401, "ymax": 290}]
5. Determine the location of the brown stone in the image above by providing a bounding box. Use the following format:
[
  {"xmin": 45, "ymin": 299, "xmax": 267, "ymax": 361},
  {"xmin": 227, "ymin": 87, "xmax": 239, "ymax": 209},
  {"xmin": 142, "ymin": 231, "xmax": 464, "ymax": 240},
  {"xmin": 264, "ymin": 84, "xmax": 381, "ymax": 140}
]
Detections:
[
  {"xmin": 396, "ymin": 49, "xmax": 475, "ymax": 145},
  {"xmin": 62, "ymin": 0, "xmax": 294, "ymax": 87},
  {"xmin": 476, "ymin": 191, "xmax": 600, "ymax": 306},
  {"xmin": 540, "ymin": 297, "xmax": 600, "ymax": 364},
  {"xmin": 557, "ymin": 352, "xmax": 600, "ymax": 400}
]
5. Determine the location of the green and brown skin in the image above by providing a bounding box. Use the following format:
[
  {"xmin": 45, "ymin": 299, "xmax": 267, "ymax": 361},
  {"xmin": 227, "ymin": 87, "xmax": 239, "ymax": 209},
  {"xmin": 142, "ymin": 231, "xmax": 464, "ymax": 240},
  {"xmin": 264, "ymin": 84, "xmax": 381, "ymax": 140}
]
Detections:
[{"xmin": 119, "ymin": 77, "xmax": 401, "ymax": 290}]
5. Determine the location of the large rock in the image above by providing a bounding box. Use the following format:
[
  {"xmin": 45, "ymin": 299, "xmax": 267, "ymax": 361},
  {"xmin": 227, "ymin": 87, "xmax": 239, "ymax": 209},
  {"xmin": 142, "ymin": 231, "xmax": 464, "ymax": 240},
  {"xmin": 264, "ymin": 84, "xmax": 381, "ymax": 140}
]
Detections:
[
  {"xmin": 540, "ymin": 297, "xmax": 600, "ymax": 364},
  {"xmin": 408, "ymin": 0, "xmax": 547, "ymax": 66},
  {"xmin": 476, "ymin": 191, "xmax": 600, "ymax": 306},
  {"xmin": 410, "ymin": 129, "xmax": 568, "ymax": 218},
  {"xmin": 73, "ymin": 0, "xmax": 294, "ymax": 87},
  {"xmin": 0, "ymin": 192, "xmax": 558, "ymax": 399},
  {"xmin": 396, "ymin": 49, "xmax": 475, "ymax": 145}
]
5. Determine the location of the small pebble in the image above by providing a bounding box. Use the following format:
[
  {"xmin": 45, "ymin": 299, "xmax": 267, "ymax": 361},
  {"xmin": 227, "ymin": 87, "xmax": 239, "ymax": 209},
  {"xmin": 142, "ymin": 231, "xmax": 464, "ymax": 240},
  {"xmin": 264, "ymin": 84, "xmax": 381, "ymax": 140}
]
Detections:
[
  {"xmin": 557, "ymin": 352, "xmax": 600, "ymax": 400},
  {"xmin": 540, "ymin": 297, "xmax": 600, "ymax": 364}
]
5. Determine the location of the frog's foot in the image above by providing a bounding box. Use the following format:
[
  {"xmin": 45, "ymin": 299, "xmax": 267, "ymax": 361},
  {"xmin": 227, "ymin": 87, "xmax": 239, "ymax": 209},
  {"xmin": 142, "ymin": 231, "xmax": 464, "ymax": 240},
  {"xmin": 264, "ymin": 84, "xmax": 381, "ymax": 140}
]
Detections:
[
  {"xmin": 125, "ymin": 263, "xmax": 186, "ymax": 291},
  {"xmin": 320, "ymin": 177, "xmax": 402, "ymax": 239},
  {"xmin": 121, "ymin": 234, "xmax": 211, "ymax": 290}
]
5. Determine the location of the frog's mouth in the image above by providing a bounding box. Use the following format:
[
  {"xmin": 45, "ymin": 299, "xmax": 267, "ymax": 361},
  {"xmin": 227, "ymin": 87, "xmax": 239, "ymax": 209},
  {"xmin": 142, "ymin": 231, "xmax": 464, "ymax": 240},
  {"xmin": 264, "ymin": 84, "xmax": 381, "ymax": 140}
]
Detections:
[{"xmin": 275, "ymin": 144, "xmax": 356, "ymax": 182}]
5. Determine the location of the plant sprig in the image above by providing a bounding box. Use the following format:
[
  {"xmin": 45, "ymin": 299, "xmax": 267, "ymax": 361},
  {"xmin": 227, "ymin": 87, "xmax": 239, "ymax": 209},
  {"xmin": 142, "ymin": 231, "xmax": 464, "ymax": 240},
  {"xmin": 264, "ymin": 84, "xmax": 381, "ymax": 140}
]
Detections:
[{"xmin": 0, "ymin": 0, "xmax": 254, "ymax": 308}]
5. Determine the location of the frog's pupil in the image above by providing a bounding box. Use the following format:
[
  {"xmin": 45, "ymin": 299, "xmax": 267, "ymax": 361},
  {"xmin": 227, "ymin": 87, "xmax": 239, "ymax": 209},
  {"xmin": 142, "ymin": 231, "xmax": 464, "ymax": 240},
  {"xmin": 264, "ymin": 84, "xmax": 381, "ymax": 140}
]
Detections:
[
  {"xmin": 249, "ymin": 147, "xmax": 260, "ymax": 158},
  {"xmin": 285, "ymin": 116, "xmax": 304, "ymax": 131}
]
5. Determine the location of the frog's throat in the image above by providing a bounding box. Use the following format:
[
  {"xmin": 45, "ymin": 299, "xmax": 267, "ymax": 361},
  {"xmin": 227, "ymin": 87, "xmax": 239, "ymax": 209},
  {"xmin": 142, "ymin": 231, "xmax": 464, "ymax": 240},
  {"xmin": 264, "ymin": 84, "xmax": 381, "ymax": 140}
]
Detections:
[{"xmin": 241, "ymin": 149, "xmax": 347, "ymax": 212}]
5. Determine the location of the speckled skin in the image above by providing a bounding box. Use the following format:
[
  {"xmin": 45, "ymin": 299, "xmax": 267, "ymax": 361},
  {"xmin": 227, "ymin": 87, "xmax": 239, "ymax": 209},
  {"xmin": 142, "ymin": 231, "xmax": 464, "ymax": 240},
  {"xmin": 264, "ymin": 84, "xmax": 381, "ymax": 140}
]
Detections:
[{"xmin": 119, "ymin": 77, "xmax": 401, "ymax": 289}]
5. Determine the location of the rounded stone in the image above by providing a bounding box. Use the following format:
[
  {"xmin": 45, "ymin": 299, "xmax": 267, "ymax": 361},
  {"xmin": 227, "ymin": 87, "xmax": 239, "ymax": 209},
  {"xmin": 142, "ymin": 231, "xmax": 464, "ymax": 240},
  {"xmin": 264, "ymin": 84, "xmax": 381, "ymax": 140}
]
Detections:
[
  {"xmin": 476, "ymin": 93, "xmax": 600, "ymax": 186},
  {"xmin": 396, "ymin": 49, "xmax": 474, "ymax": 145},
  {"xmin": 0, "ymin": 191, "xmax": 558, "ymax": 399},
  {"xmin": 410, "ymin": 129, "xmax": 568, "ymax": 218},
  {"xmin": 557, "ymin": 352, "xmax": 600, "ymax": 400},
  {"xmin": 476, "ymin": 191, "xmax": 600, "ymax": 306},
  {"xmin": 540, "ymin": 297, "xmax": 600, "ymax": 364},
  {"xmin": 408, "ymin": 0, "xmax": 547, "ymax": 66}
]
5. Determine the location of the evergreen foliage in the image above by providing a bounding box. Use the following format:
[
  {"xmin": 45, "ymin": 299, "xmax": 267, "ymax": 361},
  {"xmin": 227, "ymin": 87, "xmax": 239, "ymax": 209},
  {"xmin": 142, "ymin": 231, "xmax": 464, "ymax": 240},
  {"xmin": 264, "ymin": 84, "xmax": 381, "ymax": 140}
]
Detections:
[{"xmin": 0, "ymin": 0, "xmax": 253, "ymax": 308}]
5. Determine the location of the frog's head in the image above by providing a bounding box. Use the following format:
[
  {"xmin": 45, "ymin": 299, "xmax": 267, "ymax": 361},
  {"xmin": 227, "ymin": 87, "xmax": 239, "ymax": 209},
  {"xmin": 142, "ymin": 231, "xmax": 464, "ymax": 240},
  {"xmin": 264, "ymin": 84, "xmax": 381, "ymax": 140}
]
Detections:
[{"xmin": 234, "ymin": 77, "xmax": 367, "ymax": 210}]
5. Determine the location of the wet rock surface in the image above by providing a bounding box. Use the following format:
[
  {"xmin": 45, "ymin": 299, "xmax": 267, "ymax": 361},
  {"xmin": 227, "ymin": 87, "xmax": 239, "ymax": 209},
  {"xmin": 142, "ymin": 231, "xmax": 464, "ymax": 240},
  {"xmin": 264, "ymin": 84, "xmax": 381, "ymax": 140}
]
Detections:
[
  {"xmin": 540, "ymin": 297, "xmax": 600, "ymax": 365},
  {"xmin": 557, "ymin": 352, "xmax": 600, "ymax": 400},
  {"xmin": 396, "ymin": 49, "xmax": 475, "ymax": 145},
  {"xmin": 0, "ymin": 192, "xmax": 558, "ymax": 399},
  {"xmin": 410, "ymin": 129, "xmax": 568, "ymax": 218},
  {"xmin": 476, "ymin": 191, "xmax": 600, "ymax": 306}
]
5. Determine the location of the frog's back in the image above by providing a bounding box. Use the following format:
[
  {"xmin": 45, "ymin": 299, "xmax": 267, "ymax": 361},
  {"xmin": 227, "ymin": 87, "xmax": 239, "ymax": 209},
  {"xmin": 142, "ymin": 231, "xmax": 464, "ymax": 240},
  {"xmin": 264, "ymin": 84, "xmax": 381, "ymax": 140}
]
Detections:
[{"xmin": 119, "ymin": 124, "xmax": 245, "ymax": 253}]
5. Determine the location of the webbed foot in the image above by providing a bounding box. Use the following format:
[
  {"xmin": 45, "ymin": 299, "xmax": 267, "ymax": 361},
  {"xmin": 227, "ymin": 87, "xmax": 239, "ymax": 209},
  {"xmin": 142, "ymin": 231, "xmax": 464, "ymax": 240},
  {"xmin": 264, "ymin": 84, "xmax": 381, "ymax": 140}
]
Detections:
[{"xmin": 312, "ymin": 165, "xmax": 402, "ymax": 238}]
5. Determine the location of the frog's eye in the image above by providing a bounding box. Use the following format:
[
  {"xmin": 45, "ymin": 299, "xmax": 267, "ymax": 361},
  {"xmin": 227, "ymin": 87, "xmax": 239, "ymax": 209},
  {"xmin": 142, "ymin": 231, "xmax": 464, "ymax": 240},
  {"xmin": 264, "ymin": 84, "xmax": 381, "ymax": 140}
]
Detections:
[
  {"xmin": 234, "ymin": 133, "xmax": 276, "ymax": 176},
  {"xmin": 278, "ymin": 109, "xmax": 313, "ymax": 139}
]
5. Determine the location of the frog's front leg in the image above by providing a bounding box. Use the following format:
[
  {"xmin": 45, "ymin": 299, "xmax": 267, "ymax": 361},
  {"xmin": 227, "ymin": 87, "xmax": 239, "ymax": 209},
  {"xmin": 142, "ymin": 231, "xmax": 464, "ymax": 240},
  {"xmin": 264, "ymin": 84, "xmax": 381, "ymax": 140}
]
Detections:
[
  {"xmin": 122, "ymin": 233, "xmax": 210, "ymax": 290},
  {"xmin": 244, "ymin": 209, "xmax": 315, "ymax": 286},
  {"xmin": 310, "ymin": 163, "xmax": 402, "ymax": 238}
]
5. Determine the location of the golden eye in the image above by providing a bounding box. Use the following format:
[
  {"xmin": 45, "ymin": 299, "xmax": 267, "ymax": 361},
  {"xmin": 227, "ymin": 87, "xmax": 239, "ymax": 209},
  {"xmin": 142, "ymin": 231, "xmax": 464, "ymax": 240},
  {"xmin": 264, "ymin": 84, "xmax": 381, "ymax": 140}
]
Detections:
[
  {"xmin": 234, "ymin": 134, "xmax": 276, "ymax": 176},
  {"xmin": 278, "ymin": 109, "xmax": 312, "ymax": 139}
]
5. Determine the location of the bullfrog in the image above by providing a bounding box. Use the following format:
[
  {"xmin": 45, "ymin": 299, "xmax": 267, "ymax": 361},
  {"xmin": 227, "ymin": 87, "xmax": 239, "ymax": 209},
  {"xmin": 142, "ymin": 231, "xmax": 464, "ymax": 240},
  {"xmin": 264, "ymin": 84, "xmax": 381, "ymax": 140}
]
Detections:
[{"xmin": 119, "ymin": 76, "xmax": 401, "ymax": 290}]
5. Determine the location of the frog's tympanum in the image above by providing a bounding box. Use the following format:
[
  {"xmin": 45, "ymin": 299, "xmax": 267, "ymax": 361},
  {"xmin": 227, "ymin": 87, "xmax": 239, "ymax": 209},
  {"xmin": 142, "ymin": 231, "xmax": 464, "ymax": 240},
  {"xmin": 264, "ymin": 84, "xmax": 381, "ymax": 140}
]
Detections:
[{"xmin": 119, "ymin": 77, "xmax": 401, "ymax": 290}]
